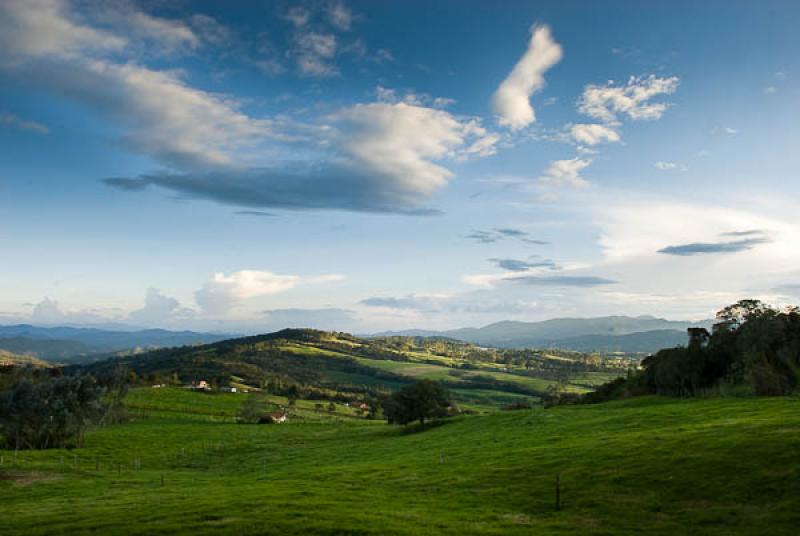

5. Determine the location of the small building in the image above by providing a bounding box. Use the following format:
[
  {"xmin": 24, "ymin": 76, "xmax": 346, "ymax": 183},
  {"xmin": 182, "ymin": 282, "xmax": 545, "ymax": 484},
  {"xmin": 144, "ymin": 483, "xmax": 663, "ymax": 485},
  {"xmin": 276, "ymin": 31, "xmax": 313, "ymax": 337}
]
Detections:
[
  {"xmin": 221, "ymin": 386, "xmax": 238, "ymax": 393},
  {"xmin": 269, "ymin": 412, "xmax": 287, "ymax": 424},
  {"xmin": 358, "ymin": 403, "xmax": 369, "ymax": 411},
  {"xmin": 190, "ymin": 380, "xmax": 211, "ymax": 391}
]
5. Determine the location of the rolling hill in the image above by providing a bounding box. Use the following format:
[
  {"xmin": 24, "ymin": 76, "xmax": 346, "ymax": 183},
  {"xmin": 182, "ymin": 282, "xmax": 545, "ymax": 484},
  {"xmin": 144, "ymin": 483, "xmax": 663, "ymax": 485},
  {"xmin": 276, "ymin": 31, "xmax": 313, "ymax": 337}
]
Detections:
[{"xmin": 75, "ymin": 329, "xmax": 623, "ymax": 411}]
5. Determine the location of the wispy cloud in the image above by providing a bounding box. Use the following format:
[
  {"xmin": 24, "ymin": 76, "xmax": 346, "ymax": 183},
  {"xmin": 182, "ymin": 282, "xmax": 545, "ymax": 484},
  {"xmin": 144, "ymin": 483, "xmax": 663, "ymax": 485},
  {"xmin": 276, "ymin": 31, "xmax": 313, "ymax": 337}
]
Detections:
[
  {"xmin": 654, "ymin": 161, "xmax": 677, "ymax": 170},
  {"xmin": 578, "ymin": 74, "xmax": 679, "ymax": 123},
  {"xmin": 235, "ymin": 210, "xmax": 277, "ymax": 217},
  {"xmin": 327, "ymin": 1, "xmax": 355, "ymax": 31},
  {"xmin": 489, "ymin": 258, "xmax": 558, "ymax": 272},
  {"xmin": 508, "ymin": 275, "xmax": 616, "ymax": 287},
  {"xmin": 0, "ymin": 111, "xmax": 49, "ymax": 134},
  {"xmin": 657, "ymin": 236, "xmax": 771, "ymax": 256},
  {"xmin": 710, "ymin": 124, "xmax": 738, "ymax": 136},
  {"xmin": 466, "ymin": 228, "xmax": 548, "ymax": 245}
]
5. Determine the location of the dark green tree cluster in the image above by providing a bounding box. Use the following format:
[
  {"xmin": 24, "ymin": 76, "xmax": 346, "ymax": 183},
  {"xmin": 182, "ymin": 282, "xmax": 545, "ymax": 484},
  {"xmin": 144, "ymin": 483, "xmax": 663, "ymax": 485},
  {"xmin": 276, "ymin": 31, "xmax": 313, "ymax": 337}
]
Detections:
[
  {"xmin": 383, "ymin": 380, "xmax": 452, "ymax": 426},
  {"xmin": 0, "ymin": 374, "xmax": 105, "ymax": 449},
  {"xmin": 584, "ymin": 300, "xmax": 800, "ymax": 401}
]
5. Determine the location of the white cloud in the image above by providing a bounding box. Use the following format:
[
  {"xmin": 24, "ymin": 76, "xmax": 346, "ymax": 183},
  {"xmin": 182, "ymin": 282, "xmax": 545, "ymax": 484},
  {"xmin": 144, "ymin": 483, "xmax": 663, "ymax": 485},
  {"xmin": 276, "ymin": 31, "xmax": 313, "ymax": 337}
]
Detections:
[
  {"xmin": 0, "ymin": 0, "xmax": 272, "ymax": 171},
  {"xmin": 375, "ymin": 85, "xmax": 456, "ymax": 109},
  {"xmin": 491, "ymin": 25, "xmax": 563, "ymax": 130},
  {"xmin": 327, "ymin": 1, "xmax": 354, "ymax": 31},
  {"xmin": 578, "ymin": 75, "xmax": 679, "ymax": 123},
  {"xmin": 26, "ymin": 297, "xmax": 115, "ymax": 325},
  {"xmin": 375, "ymin": 49, "xmax": 394, "ymax": 63},
  {"xmin": 293, "ymin": 32, "xmax": 338, "ymax": 76},
  {"xmin": 763, "ymin": 86, "xmax": 777, "ymax": 94},
  {"xmin": 128, "ymin": 288, "xmax": 189, "ymax": 326},
  {"xmin": 194, "ymin": 270, "xmax": 343, "ymax": 315},
  {"xmin": 0, "ymin": 111, "xmax": 49, "ymax": 134},
  {"xmin": 711, "ymin": 125, "xmax": 738, "ymax": 136},
  {"xmin": 73, "ymin": 60, "xmax": 271, "ymax": 169},
  {"xmin": 3, "ymin": 0, "xmax": 496, "ymax": 214},
  {"xmin": 93, "ymin": 3, "xmax": 200, "ymax": 55},
  {"xmin": 31, "ymin": 297, "xmax": 66, "ymax": 324},
  {"xmin": 538, "ymin": 158, "xmax": 592, "ymax": 187},
  {"xmin": 570, "ymin": 123, "xmax": 620, "ymax": 146},
  {"xmin": 284, "ymin": 6, "xmax": 311, "ymax": 27},
  {"xmin": 330, "ymin": 102, "xmax": 499, "ymax": 201},
  {"xmin": 0, "ymin": 0, "xmax": 125, "ymax": 63},
  {"xmin": 195, "ymin": 270, "xmax": 299, "ymax": 314},
  {"xmin": 189, "ymin": 14, "xmax": 230, "ymax": 46},
  {"xmin": 654, "ymin": 161, "xmax": 677, "ymax": 170}
]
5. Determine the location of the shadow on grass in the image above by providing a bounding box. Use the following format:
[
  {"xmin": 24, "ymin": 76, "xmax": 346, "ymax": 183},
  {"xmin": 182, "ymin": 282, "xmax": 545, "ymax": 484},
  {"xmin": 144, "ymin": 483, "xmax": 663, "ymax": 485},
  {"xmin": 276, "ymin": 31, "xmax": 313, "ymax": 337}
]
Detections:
[{"xmin": 396, "ymin": 418, "xmax": 453, "ymax": 435}]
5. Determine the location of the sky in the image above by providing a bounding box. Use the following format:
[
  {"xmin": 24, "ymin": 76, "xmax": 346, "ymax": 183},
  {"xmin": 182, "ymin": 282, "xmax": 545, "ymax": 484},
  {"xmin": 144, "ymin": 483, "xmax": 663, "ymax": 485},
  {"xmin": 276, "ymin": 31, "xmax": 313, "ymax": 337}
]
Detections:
[{"xmin": 1, "ymin": 0, "xmax": 799, "ymax": 333}]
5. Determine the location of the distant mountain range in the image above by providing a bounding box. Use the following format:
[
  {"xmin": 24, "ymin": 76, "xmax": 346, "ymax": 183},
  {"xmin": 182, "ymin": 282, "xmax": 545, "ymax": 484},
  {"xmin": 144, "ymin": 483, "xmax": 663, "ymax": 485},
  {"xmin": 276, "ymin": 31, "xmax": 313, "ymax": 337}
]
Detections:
[
  {"xmin": 371, "ymin": 316, "xmax": 713, "ymax": 353},
  {"xmin": 0, "ymin": 315, "xmax": 713, "ymax": 362},
  {"xmin": 0, "ymin": 325, "xmax": 231, "ymax": 362}
]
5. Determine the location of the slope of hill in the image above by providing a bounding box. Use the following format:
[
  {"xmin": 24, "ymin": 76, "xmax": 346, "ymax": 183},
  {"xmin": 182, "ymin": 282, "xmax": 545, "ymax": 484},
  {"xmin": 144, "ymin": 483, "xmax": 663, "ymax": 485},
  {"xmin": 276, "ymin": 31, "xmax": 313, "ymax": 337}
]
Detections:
[
  {"xmin": 373, "ymin": 315, "xmax": 710, "ymax": 350},
  {"xmin": 0, "ymin": 349, "xmax": 51, "ymax": 367},
  {"xmin": 0, "ymin": 325, "xmax": 231, "ymax": 362},
  {"xmin": 0, "ymin": 337, "xmax": 96, "ymax": 362},
  {"xmin": 1, "ymin": 393, "xmax": 797, "ymax": 534},
  {"xmin": 75, "ymin": 329, "xmax": 622, "ymax": 410}
]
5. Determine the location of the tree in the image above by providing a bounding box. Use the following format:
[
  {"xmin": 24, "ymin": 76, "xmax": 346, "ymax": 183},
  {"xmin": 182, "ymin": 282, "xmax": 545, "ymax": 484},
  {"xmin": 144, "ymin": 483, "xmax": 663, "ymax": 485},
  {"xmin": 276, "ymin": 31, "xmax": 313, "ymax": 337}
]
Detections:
[
  {"xmin": 237, "ymin": 395, "xmax": 266, "ymax": 424},
  {"xmin": 383, "ymin": 380, "xmax": 451, "ymax": 426},
  {"xmin": 0, "ymin": 374, "xmax": 105, "ymax": 449},
  {"xmin": 714, "ymin": 299, "xmax": 776, "ymax": 333}
]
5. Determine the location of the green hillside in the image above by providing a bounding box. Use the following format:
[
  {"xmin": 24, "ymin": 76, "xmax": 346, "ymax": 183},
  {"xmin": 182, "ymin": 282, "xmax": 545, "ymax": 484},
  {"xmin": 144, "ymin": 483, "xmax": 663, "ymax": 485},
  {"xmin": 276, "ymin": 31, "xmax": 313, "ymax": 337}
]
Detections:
[
  {"xmin": 1, "ymin": 388, "xmax": 798, "ymax": 534},
  {"xmin": 0, "ymin": 349, "xmax": 51, "ymax": 368},
  {"xmin": 78, "ymin": 329, "xmax": 624, "ymax": 411}
]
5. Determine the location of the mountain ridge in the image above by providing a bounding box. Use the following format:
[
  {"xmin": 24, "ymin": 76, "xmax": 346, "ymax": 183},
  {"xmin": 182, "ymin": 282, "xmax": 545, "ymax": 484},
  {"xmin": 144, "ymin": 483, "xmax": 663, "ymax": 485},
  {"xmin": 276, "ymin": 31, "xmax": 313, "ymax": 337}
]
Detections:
[{"xmin": 370, "ymin": 315, "xmax": 713, "ymax": 351}]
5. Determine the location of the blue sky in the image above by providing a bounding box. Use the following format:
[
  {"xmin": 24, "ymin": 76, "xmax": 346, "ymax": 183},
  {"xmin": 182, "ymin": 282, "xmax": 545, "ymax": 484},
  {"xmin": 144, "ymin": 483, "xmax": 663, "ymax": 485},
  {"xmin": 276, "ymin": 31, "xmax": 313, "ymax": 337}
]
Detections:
[{"xmin": 1, "ymin": 0, "xmax": 799, "ymax": 332}]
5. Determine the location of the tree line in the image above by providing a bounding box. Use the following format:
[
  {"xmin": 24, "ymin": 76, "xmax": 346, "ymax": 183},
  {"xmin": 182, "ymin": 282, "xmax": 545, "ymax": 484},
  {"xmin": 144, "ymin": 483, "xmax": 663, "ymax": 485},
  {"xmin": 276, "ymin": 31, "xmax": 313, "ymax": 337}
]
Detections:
[
  {"xmin": 0, "ymin": 367, "xmax": 128, "ymax": 450},
  {"xmin": 569, "ymin": 300, "xmax": 800, "ymax": 404}
]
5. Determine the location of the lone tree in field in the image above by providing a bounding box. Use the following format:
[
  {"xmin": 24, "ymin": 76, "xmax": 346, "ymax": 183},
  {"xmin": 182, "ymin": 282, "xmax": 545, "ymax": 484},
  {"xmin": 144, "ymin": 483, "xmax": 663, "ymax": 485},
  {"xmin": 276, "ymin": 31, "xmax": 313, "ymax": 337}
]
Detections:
[{"xmin": 383, "ymin": 380, "xmax": 451, "ymax": 426}]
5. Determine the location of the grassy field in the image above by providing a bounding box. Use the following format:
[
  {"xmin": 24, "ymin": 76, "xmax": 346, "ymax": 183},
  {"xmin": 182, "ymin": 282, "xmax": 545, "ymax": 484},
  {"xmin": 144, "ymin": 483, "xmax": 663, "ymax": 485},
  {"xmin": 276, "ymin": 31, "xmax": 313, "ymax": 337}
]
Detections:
[{"xmin": 2, "ymin": 388, "xmax": 799, "ymax": 534}]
